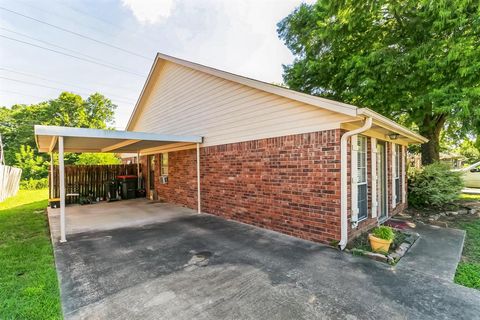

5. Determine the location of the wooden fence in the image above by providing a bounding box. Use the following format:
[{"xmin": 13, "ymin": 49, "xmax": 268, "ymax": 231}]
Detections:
[
  {"xmin": 0, "ymin": 165, "xmax": 22, "ymax": 202},
  {"xmin": 49, "ymin": 164, "xmax": 140, "ymax": 204}
]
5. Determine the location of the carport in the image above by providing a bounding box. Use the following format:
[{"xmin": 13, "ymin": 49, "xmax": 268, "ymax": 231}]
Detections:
[{"xmin": 35, "ymin": 125, "xmax": 203, "ymax": 242}]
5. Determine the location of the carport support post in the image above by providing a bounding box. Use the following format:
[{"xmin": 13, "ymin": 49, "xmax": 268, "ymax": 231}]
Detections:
[
  {"xmin": 59, "ymin": 136, "xmax": 66, "ymax": 243},
  {"xmin": 136, "ymin": 152, "xmax": 141, "ymax": 188},
  {"xmin": 50, "ymin": 152, "xmax": 54, "ymax": 199},
  {"xmin": 196, "ymin": 143, "xmax": 201, "ymax": 214}
]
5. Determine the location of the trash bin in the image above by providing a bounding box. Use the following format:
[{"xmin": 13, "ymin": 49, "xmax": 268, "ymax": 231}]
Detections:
[
  {"xmin": 105, "ymin": 179, "xmax": 121, "ymax": 202},
  {"xmin": 117, "ymin": 175, "xmax": 138, "ymax": 200}
]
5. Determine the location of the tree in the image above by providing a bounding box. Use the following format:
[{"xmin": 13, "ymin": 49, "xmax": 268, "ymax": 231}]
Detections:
[
  {"xmin": 0, "ymin": 92, "xmax": 117, "ymax": 175},
  {"xmin": 456, "ymin": 139, "xmax": 480, "ymax": 164},
  {"xmin": 75, "ymin": 153, "xmax": 121, "ymax": 165},
  {"xmin": 278, "ymin": 0, "xmax": 480, "ymax": 164},
  {"xmin": 15, "ymin": 145, "xmax": 48, "ymax": 180}
]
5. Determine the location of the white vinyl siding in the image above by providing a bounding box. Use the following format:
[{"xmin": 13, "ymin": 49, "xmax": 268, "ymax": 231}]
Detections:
[
  {"xmin": 130, "ymin": 62, "xmax": 353, "ymax": 147},
  {"xmin": 357, "ymin": 136, "xmax": 368, "ymax": 221}
]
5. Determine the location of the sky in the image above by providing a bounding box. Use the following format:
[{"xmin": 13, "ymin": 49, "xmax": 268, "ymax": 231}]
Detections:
[{"xmin": 0, "ymin": 0, "xmax": 313, "ymax": 129}]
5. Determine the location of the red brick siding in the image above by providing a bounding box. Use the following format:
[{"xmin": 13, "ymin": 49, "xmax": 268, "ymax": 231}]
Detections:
[
  {"xmin": 201, "ymin": 130, "xmax": 342, "ymax": 244},
  {"xmin": 140, "ymin": 130, "xmax": 408, "ymax": 245}
]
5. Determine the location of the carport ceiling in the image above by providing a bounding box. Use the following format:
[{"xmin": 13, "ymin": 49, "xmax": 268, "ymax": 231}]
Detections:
[{"xmin": 35, "ymin": 125, "xmax": 203, "ymax": 153}]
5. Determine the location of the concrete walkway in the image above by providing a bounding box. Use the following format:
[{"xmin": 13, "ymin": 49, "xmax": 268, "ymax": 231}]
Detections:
[
  {"xmin": 396, "ymin": 222, "xmax": 466, "ymax": 281},
  {"xmin": 50, "ymin": 203, "xmax": 480, "ymax": 320}
]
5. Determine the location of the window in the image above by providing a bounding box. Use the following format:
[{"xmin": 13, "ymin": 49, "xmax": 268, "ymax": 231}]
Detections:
[
  {"xmin": 160, "ymin": 153, "xmax": 168, "ymax": 176},
  {"xmin": 357, "ymin": 136, "xmax": 368, "ymax": 220},
  {"xmin": 394, "ymin": 144, "xmax": 401, "ymax": 204}
]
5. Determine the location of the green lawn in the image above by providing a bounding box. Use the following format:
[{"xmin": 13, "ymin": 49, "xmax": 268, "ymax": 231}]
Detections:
[
  {"xmin": 0, "ymin": 189, "xmax": 62, "ymax": 319},
  {"xmin": 459, "ymin": 193, "xmax": 480, "ymax": 201},
  {"xmin": 451, "ymin": 195, "xmax": 480, "ymax": 289}
]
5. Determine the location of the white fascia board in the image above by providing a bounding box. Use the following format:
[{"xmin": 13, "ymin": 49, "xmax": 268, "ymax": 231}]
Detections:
[
  {"xmin": 34, "ymin": 125, "xmax": 203, "ymax": 144},
  {"xmin": 357, "ymin": 108, "xmax": 428, "ymax": 144}
]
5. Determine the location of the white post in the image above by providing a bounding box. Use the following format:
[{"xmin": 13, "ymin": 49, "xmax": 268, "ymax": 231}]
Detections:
[
  {"xmin": 392, "ymin": 143, "xmax": 397, "ymax": 208},
  {"xmin": 196, "ymin": 143, "xmax": 201, "ymax": 214},
  {"xmin": 136, "ymin": 152, "xmax": 141, "ymax": 188},
  {"xmin": 59, "ymin": 136, "xmax": 66, "ymax": 243},
  {"xmin": 371, "ymin": 138, "xmax": 378, "ymax": 218},
  {"xmin": 50, "ymin": 152, "xmax": 54, "ymax": 199}
]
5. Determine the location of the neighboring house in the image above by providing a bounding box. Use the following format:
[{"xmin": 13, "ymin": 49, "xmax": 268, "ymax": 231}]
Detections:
[
  {"xmin": 126, "ymin": 53, "xmax": 427, "ymax": 248},
  {"xmin": 440, "ymin": 152, "xmax": 466, "ymax": 169}
]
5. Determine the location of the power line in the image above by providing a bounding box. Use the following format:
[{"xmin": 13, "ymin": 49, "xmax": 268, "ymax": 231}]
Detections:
[
  {"xmin": 0, "ymin": 26, "xmax": 144, "ymax": 79},
  {"xmin": 0, "ymin": 64, "xmax": 138, "ymax": 91},
  {"xmin": 0, "ymin": 34, "xmax": 146, "ymax": 77},
  {"xmin": 0, "ymin": 76, "xmax": 134, "ymax": 104},
  {"xmin": 0, "ymin": 88, "xmax": 46, "ymax": 100},
  {"xmin": 0, "ymin": 68, "xmax": 137, "ymax": 102},
  {"xmin": 0, "ymin": 89, "xmax": 129, "ymax": 123},
  {"xmin": 0, "ymin": 6, "xmax": 152, "ymax": 61}
]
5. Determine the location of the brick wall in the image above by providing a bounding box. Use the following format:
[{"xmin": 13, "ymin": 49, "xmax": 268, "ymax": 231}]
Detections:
[
  {"xmin": 201, "ymin": 130, "xmax": 342, "ymax": 244},
  {"xmin": 141, "ymin": 130, "xmax": 408, "ymax": 245}
]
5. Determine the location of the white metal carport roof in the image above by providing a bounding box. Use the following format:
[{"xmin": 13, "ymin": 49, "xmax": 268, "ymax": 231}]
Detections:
[
  {"xmin": 35, "ymin": 125, "xmax": 203, "ymax": 153},
  {"xmin": 34, "ymin": 125, "xmax": 203, "ymax": 243}
]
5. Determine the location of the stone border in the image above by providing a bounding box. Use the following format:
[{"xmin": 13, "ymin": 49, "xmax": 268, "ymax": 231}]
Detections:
[{"xmin": 346, "ymin": 230, "xmax": 420, "ymax": 265}]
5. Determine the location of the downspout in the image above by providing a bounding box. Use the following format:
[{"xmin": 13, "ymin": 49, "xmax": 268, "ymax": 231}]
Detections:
[{"xmin": 339, "ymin": 117, "xmax": 373, "ymax": 250}]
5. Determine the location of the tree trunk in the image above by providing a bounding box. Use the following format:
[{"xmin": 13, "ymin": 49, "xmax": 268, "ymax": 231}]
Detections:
[
  {"xmin": 420, "ymin": 131, "xmax": 440, "ymax": 165},
  {"xmin": 419, "ymin": 113, "xmax": 447, "ymax": 165}
]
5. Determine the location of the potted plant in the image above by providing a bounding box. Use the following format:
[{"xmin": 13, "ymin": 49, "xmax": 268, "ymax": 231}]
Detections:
[{"xmin": 368, "ymin": 226, "xmax": 395, "ymax": 253}]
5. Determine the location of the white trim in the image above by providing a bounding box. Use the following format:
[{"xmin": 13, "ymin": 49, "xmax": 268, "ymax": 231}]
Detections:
[
  {"xmin": 35, "ymin": 125, "xmax": 203, "ymax": 153},
  {"xmin": 48, "ymin": 136, "xmax": 58, "ymax": 152},
  {"xmin": 58, "ymin": 136, "xmax": 66, "ymax": 243},
  {"xmin": 196, "ymin": 143, "xmax": 201, "ymax": 214},
  {"xmin": 101, "ymin": 139, "xmax": 140, "ymax": 152},
  {"xmin": 351, "ymin": 135, "xmax": 359, "ymax": 223},
  {"xmin": 391, "ymin": 142, "xmax": 397, "ymax": 208},
  {"xmin": 339, "ymin": 118, "xmax": 373, "ymax": 250},
  {"xmin": 371, "ymin": 138, "xmax": 378, "ymax": 218}
]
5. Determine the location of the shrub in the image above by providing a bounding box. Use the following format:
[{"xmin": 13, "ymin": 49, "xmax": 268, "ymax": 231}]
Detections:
[
  {"xmin": 20, "ymin": 178, "xmax": 49, "ymax": 190},
  {"xmin": 372, "ymin": 226, "xmax": 395, "ymax": 241},
  {"xmin": 408, "ymin": 162, "xmax": 463, "ymax": 209}
]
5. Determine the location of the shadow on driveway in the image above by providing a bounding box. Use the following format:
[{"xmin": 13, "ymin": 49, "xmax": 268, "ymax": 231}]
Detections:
[{"xmin": 53, "ymin": 213, "xmax": 480, "ymax": 320}]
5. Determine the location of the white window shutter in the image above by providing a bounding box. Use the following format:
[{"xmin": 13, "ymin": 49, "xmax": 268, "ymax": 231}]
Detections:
[
  {"xmin": 351, "ymin": 135, "xmax": 359, "ymax": 222},
  {"xmin": 391, "ymin": 142, "xmax": 397, "ymax": 208},
  {"xmin": 371, "ymin": 138, "xmax": 378, "ymax": 218},
  {"xmin": 402, "ymin": 145, "xmax": 406, "ymax": 203}
]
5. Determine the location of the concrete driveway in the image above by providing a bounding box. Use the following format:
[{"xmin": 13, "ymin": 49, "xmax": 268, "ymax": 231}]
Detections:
[{"xmin": 51, "ymin": 201, "xmax": 480, "ymax": 320}]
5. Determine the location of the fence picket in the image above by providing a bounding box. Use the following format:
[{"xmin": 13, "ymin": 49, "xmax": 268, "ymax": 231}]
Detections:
[{"xmin": 49, "ymin": 164, "xmax": 140, "ymax": 204}]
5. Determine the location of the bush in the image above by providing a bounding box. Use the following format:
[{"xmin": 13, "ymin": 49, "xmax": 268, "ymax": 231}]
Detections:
[
  {"xmin": 372, "ymin": 226, "xmax": 395, "ymax": 241},
  {"xmin": 20, "ymin": 178, "xmax": 49, "ymax": 190},
  {"xmin": 408, "ymin": 162, "xmax": 463, "ymax": 209}
]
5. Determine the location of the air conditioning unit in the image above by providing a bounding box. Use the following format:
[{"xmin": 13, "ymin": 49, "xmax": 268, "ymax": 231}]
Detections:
[{"xmin": 160, "ymin": 175, "xmax": 168, "ymax": 184}]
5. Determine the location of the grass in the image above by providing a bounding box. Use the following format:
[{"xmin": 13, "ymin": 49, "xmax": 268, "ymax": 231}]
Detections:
[
  {"xmin": 450, "ymin": 215, "xmax": 480, "ymax": 289},
  {"xmin": 459, "ymin": 193, "xmax": 480, "ymax": 201},
  {"xmin": 0, "ymin": 189, "xmax": 62, "ymax": 319}
]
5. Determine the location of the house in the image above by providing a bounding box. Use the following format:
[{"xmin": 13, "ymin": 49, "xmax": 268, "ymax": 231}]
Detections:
[{"xmin": 123, "ymin": 52, "xmax": 428, "ymax": 248}]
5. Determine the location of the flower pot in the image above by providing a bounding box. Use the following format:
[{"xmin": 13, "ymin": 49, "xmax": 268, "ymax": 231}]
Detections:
[{"xmin": 368, "ymin": 234, "xmax": 392, "ymax": 253}]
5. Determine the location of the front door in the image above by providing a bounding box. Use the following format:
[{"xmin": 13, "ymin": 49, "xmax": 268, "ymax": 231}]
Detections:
[{"xmin": 377, "ymin": 142, "xmax": 388, "ymax": 220}]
